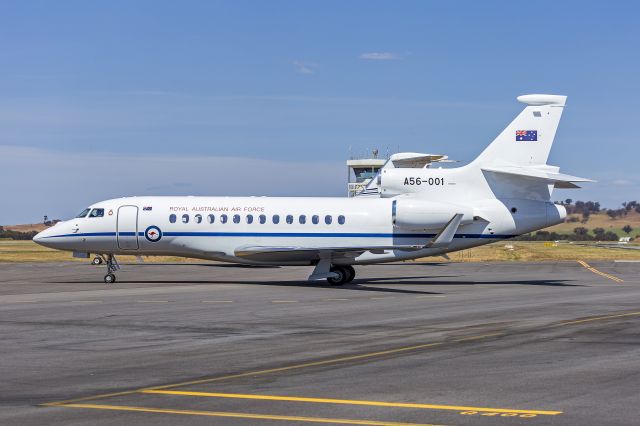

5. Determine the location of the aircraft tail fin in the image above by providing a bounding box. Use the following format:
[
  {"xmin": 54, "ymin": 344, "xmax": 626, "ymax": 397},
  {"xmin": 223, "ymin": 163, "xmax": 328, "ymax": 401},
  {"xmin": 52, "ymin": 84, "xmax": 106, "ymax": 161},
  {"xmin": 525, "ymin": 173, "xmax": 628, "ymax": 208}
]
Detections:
[{"xmin": 471, "ymin": 94, "xmax": 567, "ymax": 167}]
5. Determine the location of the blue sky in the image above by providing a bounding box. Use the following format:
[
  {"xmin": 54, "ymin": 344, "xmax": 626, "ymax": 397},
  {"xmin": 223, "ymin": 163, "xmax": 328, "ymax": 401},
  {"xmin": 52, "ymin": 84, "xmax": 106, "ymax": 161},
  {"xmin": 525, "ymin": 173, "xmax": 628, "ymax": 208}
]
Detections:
[{"xmin": 1, "ymin": 1, "xmax": 639, "ymax": 224}]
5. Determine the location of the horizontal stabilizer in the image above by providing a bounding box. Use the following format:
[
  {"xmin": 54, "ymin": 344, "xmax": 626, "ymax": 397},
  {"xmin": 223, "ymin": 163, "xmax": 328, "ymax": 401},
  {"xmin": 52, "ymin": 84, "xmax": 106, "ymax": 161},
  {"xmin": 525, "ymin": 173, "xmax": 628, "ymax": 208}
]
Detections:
[
  {"xmin": 482, "ymin": 165, "xmax": 594, "ymax": 184},
  {"xmin": 390, "ymin": 152, "xmax": 450, "ymax": 168}
]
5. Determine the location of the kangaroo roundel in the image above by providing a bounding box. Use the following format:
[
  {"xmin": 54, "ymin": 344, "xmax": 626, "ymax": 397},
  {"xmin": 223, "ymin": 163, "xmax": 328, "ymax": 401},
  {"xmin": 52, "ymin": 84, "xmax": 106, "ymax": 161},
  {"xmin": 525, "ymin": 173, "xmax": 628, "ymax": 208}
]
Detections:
[{"xmin": 145, "ymin": 226, "xmax": 162, "ymax": 242}]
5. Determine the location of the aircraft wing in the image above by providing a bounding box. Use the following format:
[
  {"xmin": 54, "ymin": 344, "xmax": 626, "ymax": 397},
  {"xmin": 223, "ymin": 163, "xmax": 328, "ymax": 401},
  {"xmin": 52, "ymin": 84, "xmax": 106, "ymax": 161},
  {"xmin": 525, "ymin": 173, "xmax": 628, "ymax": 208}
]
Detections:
[
  {"xmin": 235, "ymin": 214, "xmax": 465, "ymax": 262},
  {"xmin": 234, "ymin": 244, "xmax": 424, "ymax": 263}
]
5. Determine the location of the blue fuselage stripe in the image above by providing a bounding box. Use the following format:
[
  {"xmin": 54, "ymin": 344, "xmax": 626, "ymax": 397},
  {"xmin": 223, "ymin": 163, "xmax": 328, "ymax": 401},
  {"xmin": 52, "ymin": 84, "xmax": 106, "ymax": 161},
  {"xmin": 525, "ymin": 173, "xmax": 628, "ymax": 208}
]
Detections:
[{"xmin": 42, "ymin": 231, "xmax": 515, "ymax": 239}]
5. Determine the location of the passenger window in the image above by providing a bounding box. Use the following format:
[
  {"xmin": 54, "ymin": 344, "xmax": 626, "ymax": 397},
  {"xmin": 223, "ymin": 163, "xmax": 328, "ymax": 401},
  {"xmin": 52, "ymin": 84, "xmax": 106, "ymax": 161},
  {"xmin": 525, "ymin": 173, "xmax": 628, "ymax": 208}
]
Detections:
[
  {"xmin": 286, "ymin": 215, "xmax": 294, "ymax": 224},
  {"xmin": 89, "ymin": 208, "xmax": 104, "ymax": 218},
  {"xmin": 338, "ymin": 215, "xmax": 345, "ymax": 225},
  {"xmin": 75, "ymin": 208, "xmax": 90, "ymax": 218},
  {"xmin": 259, "ymin": 214, "xmax": 267, "ymax": 224},
  {"xmin": 299, "ymin": 215, "xmax": 306, "ymax": 224},
  {"xmin": 182, "ymin": 214, "xmax": 189, "ymax": 224},
  {"xmin": 195, "ymin": 214, "xmax": 202, "ymax": 224},
  {"xmin": 233, "ymin": 214, "xmax": 241, "ymax": 224},
  {"xmin": 246, "ymin": 214, "xmax": 254, "ymax": 224},
  {"xmin": 325, "ymin": 215, "xmax": 332, "ymax": 225},
  {"xmin": 207, "ymin": 214, "xmax": 215, "ymax": 224},
  {"xmin": 220, "ymin": 214, "xmax": 228, "ymax": 224},
  {"xmin": 312, "ymin": 215, "xmax": 319, "ymax": 225},
  {"xmin": 169, "ymin": 214, "xmax": 177, "ymax": 223},
  {"xmin": 272, "ymin": 214, "xmax": 280, "ymax": 224}
]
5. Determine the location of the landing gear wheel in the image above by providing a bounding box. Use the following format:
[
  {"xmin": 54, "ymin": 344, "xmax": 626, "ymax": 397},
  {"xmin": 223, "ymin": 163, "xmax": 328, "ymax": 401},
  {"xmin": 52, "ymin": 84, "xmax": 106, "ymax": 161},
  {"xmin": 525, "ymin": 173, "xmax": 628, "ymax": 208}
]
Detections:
[
  {"xmin": 92, "ymin": 256, "xmax": 103, "ymax": 265},
  {"xmin": 344, "ymin": 265, "xmax": 356, "ymax": 283},
  {"xmin": 103, "ymin": 254, "xmax": 120, "ymax": 284},
  {"xmin": 327, "ymin": 266, "xmax": 348, "ymax": 286}
]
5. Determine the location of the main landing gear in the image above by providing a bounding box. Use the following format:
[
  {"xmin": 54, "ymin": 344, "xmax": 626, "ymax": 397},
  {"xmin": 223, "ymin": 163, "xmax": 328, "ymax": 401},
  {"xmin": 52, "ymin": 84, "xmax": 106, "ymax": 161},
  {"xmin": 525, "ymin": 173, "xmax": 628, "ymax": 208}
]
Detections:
[
  {"xmin": 327, "ymin": 265, "xmax": 356, "ymax": 286},
  {"xmin": 103, "ymin": 254, "xmax": 120, "ymax": 284},
  {"xmin": 91, "ymin": 255, "xmax": 104, "ymax": 265}
]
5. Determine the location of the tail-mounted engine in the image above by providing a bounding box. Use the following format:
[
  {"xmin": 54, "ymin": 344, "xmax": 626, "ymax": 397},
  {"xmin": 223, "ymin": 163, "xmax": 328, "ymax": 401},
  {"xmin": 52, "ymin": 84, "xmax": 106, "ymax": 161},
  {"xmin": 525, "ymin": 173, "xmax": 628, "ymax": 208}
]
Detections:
[{"xmin": 392, "ymin": 198, "xmax": 474, "ymax": 231}]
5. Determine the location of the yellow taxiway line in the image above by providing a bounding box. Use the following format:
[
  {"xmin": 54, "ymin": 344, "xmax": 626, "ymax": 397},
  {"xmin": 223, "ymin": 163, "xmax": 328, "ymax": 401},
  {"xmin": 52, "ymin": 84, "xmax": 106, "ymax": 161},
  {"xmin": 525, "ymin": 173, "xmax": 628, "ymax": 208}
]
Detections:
[
  {"xmin": 556, "ymin": 311, "xmax": 640, "ymax": 327},
  {"xmin": 576, "ymin": 260, "xmax": 624, "ymax": 282},
  {"xmin": 141, "ymin": 389, "xmax": 562, "ymax": 416},
  {"xmin": 57, "ymin": 403, "xmax": 446, "ymax": 426},
  {"xmin": 43, "ymin": 309, "xmax": 640, "ymax": 409}
]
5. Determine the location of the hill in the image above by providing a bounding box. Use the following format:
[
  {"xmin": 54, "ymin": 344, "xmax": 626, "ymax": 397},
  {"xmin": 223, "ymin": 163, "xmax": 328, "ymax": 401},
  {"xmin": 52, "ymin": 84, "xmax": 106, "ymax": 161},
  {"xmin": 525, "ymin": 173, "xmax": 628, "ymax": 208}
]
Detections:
[
  {"xmin": 546, "ymin": 210, "xmax": 640, "ymax": 239},
  {"xmin": 2, "ymin": 223, "xmax": 50, "ymax": 233}
]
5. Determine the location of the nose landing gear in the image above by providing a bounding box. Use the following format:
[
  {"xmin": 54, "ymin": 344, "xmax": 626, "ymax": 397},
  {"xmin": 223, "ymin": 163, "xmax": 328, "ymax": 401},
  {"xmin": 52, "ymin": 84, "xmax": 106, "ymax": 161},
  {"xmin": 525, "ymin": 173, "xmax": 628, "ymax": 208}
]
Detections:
[{"xmin": 103, "ymin": 254, "xmax": 120, "ymax": 284}]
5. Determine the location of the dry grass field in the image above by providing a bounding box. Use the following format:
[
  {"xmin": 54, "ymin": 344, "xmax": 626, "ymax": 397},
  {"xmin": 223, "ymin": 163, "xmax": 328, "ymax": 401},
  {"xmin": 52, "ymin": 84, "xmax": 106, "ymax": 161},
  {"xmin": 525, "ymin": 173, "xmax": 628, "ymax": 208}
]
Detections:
[
  {"xmin": 2, "ymin": 239, "xmax": 639, "ymax": 264},
  {"xmin": 546, "ymin": 210, "xmax": 640, "ymax": 238}
]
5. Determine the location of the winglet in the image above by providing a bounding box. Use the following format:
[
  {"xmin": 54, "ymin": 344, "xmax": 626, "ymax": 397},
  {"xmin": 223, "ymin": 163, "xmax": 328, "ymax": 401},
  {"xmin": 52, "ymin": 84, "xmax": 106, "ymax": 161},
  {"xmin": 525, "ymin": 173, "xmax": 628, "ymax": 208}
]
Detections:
[{"xmin": 425, "ymin": 213, "xmax": 464, "ymax": 249}]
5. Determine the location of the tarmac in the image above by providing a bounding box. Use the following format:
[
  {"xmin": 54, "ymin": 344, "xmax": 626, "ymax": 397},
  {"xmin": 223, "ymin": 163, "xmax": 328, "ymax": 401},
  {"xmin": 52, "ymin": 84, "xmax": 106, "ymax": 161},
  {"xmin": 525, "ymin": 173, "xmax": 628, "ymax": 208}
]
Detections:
[{"xmin": 0, "ymin": 260, "xmax": 639, "ymax": 425}]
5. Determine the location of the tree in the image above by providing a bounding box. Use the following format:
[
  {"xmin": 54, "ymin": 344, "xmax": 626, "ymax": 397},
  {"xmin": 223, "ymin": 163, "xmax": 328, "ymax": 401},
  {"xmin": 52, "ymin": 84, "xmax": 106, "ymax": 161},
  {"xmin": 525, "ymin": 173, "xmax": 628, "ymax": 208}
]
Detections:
[
  {"xmin": 623, "ymin": 225, "xmax": 633, "ymax": 235},
  {"xmin": 573, "ymin": 227, "xmax": 589, "ymax": 236},
  {"xmin": 565, "ymin": 198, "xmax": 573, "ymax": 205},
  {"xmin": 593, "ymin": 227, "xmax": 605, "ymax": 237},
  {"xmin": 603, "ymin": 231, "xmax": 619, "ymax": 241}
]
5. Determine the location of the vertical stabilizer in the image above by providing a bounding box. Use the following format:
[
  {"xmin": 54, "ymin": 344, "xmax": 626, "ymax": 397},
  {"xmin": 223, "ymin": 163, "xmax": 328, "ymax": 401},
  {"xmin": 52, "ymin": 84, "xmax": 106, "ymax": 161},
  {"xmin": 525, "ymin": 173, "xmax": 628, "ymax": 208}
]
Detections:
[{"xmin": 472, "ymin": 94, "xmax": 566, "ymax": 166}]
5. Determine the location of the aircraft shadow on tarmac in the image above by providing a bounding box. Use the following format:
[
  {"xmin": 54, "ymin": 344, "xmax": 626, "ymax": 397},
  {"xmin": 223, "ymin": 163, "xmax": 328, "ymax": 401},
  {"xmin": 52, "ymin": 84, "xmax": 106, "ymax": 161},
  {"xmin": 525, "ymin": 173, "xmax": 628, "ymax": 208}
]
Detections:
[
  {"xmin": 57, "ymin": 275, "xmax": 580, "ymax": 295},
  {"xmin": 357, "ymin": 276, "xmax": 582, "ymax": 287}
]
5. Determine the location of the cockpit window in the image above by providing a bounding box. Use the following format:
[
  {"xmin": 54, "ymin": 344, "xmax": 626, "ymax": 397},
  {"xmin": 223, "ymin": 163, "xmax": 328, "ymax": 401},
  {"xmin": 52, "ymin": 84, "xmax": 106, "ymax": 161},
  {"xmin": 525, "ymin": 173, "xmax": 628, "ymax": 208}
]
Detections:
[
  {"xmin": 75, "ymin": 208, "xmax": 90, "ymax": 218},
  {"xmin": 89, "ymin": 208, "xmax": 104, "ymax": 218}
]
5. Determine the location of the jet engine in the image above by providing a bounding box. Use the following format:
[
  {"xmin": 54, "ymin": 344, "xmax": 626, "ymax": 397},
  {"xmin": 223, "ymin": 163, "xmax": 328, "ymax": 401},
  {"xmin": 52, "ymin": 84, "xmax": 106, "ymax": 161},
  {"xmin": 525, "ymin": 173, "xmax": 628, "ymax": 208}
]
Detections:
[{"xmin": 392, "ymin": 198, "xmax": 474, "ymax": 231}]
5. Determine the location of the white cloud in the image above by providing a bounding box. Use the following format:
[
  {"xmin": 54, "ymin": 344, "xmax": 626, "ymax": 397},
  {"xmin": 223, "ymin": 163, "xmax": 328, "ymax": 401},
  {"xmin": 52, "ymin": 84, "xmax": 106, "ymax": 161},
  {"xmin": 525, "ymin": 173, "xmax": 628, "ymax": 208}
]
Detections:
[
  {"xmin": 292, "ymin": 60, "xmax": 318, "ymax": 74},
  {"xmin": 359, "ymin": 52, "xmax": 400, "ymax": 61}
]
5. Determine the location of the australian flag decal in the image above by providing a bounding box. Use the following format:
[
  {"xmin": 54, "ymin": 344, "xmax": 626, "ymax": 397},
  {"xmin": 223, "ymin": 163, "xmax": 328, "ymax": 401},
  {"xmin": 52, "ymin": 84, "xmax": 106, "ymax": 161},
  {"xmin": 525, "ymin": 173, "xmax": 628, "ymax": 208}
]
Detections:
[{"xmin": 516, "ymin": 130, "xmax": 537, "ymax": 141}]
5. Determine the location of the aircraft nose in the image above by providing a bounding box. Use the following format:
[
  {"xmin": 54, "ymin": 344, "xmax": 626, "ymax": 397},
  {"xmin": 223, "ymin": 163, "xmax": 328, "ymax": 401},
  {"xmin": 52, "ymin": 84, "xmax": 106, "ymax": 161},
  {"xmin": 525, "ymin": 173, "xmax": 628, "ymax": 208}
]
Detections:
[
  {"xmin": 33, "ymin": 227, "xmax": 57, "ymax": 248},
  {"xmin": 33, "ymin": 230, "xmax": 45, "ymax": 244}
]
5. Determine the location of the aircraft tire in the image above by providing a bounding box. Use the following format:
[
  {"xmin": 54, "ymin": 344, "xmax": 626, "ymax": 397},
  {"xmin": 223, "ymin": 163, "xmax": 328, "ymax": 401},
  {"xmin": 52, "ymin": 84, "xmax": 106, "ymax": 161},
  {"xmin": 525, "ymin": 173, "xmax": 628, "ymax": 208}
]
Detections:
[
  {"xmin": 104, "ymin": 274, "xmax": 116, "ymax": 284},
  {"xmin": 92, "ymin": 257, "xmax": 103, "ymax": 265},
  {"xmin": 327, "ymin": 266, "xmax": 347, "ymax": 286},
  {"xmin": 344, "ymin": 265, "xmax": 355, "ymax": 283}
]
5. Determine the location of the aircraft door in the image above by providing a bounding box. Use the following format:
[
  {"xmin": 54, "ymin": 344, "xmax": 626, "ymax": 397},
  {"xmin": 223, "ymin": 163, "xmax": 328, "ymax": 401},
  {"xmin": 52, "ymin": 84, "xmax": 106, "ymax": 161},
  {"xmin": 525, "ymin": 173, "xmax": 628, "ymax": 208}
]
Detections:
[{"xmin": 117, "ymin": 205, "xmax": 139, "ymax": 250}]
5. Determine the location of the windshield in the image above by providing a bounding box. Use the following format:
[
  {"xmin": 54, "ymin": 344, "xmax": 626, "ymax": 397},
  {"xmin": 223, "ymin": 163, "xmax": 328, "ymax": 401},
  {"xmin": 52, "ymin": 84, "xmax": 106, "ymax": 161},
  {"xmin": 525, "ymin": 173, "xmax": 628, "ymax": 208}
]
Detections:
[
  {"xmin": 75, "ymin": 208, "xmax": 90, "ymax": 218},
  {"xmin": 89, "ymin": 208, "xmax": 104, "ymax": 218}
]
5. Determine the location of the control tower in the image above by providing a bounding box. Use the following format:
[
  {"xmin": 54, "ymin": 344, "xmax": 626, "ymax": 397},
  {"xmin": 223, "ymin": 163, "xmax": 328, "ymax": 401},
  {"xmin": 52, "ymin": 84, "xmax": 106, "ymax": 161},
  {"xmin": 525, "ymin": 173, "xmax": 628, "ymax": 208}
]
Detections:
[{"xmin": 347, "ymin": 149, "xmax": 386, "ymax": 197}]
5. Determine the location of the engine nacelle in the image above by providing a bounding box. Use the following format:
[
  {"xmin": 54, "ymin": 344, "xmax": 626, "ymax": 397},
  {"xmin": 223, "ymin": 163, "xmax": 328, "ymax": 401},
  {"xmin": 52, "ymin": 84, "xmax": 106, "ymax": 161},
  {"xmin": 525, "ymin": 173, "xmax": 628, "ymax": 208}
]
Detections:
[{"xmin": 393, "ymin": 198, "xmax": 474, "ymax": 230}]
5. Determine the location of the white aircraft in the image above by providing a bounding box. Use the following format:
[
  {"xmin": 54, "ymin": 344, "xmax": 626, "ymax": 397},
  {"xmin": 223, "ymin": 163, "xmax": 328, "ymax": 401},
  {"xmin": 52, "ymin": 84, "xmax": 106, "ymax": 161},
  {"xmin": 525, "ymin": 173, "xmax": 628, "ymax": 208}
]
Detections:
[{"xmin": 34, "ymin": 94, "xmax": 592, "ymax": 285}]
